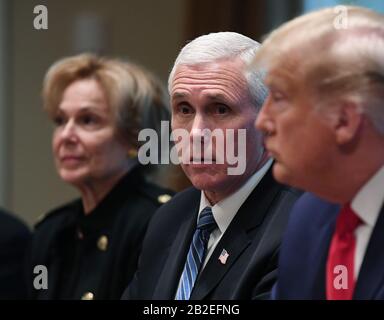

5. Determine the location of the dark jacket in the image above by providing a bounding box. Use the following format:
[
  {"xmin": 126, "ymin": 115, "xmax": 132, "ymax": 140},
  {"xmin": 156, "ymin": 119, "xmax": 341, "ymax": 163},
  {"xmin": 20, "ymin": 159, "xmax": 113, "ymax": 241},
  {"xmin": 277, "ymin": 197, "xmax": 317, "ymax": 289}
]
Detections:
[
  {"xmin": 0, "ymin": 209, "xmax": 31, "ymax": 299},
  {"xmin": 123, "ymin": 168, "xmax": 301, "ymax": 300},
  {"xmin": 28, "ymin": 168, "xmax": 173, "ymax": 300},
  {"xmin": 272, "ymin": 192, "xmax": 384, "ymax": 300}
]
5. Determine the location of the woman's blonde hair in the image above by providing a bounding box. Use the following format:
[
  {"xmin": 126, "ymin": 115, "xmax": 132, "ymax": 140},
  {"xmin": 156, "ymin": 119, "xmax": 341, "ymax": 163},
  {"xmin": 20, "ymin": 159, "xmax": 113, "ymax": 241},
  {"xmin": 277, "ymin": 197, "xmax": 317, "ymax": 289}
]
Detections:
[{"xmin": 43, "ymin": 53, "xmax": 170, "ymax": 149}]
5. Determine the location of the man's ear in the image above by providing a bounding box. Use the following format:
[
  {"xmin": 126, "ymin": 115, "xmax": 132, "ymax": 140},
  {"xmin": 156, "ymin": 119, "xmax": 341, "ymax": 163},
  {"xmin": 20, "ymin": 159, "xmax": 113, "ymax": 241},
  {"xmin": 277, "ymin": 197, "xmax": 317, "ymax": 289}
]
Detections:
[{"xmin": 333, "ymin": 101, "xmax": 363, "ymax": 145}]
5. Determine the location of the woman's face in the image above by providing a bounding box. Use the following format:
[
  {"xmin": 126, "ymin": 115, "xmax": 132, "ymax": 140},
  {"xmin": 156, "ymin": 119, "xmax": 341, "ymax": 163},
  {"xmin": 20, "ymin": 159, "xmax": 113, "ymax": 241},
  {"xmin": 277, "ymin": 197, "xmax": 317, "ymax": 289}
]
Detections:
[{"xmin": 52, "ymin": 78, "xmax": 129, "ymax": 188}]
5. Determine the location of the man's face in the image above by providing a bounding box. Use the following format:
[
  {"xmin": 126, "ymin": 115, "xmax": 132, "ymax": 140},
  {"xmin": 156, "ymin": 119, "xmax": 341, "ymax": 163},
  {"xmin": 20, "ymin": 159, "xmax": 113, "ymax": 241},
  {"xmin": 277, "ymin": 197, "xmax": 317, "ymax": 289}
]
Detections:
[
  {"xmin": 255, "ymin": 70, "xmax": 337, "ymax": 191},
  {"xmin": 170, "ymin": 59, "xmax": 263, "ymax": 203}
]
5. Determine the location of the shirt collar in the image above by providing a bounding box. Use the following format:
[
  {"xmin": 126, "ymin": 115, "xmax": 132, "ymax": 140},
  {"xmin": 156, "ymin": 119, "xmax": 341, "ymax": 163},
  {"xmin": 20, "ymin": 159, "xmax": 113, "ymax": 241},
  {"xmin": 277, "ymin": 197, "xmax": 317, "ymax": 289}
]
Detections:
[
  {"xmin": 351, "ymin": 165, "xmax": 384, "ymax": 227},
  {"xmin": 199, "ymin": 158, "xmax": 273, "ymax": 233}
]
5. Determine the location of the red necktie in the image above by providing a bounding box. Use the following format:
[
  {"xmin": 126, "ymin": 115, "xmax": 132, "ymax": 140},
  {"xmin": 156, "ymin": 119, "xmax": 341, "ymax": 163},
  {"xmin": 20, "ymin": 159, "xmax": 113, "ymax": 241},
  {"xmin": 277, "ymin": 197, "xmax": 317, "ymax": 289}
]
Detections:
[{"xmin": 326, "ymin": 204, "xmax": 362, "ymax": 300}]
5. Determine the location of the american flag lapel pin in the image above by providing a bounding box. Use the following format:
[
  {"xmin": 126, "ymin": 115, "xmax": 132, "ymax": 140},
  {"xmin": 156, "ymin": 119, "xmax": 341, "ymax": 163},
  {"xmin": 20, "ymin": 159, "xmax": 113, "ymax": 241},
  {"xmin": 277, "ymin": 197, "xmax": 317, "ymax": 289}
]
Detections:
[{"xmin": 218, "ymin": 249, "xmax": 229, "ymax": 265}]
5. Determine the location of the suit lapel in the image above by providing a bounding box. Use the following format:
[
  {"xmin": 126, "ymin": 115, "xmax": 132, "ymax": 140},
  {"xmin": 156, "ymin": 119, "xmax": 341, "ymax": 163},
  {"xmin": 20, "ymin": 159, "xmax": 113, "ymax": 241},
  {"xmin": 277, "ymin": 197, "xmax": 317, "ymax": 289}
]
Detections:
[
  {"xmin": 152, "ymin": 201, "xmax": 200, "ymax": 299},
  {"xmin": 354, "ymin": 204, "xmax": 384, "ymax": 299},
  {"xmin": 190, "ymin": 169, "xmax": 281, "ymax": 299},
  {"xmin": 190, "ymin": 222, "xmax": 251, "ymax": 299}
]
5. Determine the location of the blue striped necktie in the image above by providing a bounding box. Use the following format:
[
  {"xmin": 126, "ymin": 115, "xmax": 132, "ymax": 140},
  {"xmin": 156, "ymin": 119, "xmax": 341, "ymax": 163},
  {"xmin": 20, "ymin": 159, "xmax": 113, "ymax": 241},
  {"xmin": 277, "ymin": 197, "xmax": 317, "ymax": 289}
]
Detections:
[{"xmin": 175, "ymin": 206, "xmax": 217, "ymax": 300}]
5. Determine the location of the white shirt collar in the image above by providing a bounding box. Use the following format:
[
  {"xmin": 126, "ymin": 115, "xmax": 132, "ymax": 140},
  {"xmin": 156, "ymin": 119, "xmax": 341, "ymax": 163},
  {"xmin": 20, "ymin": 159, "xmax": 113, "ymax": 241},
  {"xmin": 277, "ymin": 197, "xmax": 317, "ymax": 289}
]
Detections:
[
  {"xmin": 198, "ymin": 158, "xmax": 273, "ymax": 233},
  {"xmin": 351, "ymin": 165, "xmax": 384, "ymax": 227}
]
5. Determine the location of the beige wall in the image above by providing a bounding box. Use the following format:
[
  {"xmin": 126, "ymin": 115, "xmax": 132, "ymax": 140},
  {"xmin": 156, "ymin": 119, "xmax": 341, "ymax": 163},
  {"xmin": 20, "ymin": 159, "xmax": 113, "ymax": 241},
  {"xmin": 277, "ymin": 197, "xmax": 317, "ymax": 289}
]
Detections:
[{"xmin": 10, "ymin": 0, "xmax": 186, "ymax": 226}]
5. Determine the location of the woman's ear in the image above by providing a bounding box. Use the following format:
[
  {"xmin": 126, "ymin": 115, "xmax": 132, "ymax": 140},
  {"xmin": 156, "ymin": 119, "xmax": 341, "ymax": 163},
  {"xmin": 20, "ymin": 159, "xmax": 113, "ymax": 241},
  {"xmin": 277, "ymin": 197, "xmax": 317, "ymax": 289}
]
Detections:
[{"xmin": 333, "ymin": 101, "xmax": 363, "ymax": 145}]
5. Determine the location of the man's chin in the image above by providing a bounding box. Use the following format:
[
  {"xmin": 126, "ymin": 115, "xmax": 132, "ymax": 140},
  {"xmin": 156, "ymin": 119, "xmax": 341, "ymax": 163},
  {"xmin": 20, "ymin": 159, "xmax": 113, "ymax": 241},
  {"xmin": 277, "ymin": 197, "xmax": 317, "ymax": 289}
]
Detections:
[
  {"xmin": 272, "ymin": 162, "xmax": 292, "ymax": 185},
  {"xmin": 272, "ymin": 164, "xmax": 286, "ymax": 183},
  {"xmin": 189, "ymin": 180, "xmax": 212, "ymax": 191},
  {"xmin": 187, "ymin": 176, "xmax": 223, "ymax": 192}
]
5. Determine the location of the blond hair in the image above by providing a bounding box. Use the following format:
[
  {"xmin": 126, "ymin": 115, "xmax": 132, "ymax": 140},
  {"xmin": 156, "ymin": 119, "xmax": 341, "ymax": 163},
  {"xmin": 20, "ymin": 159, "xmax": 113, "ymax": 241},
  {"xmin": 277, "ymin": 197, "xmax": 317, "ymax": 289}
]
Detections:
[
  {"xmin": 43, "ymin": 53, "xmax": 170, "ymax": 149},
  {"xmin": 253, "ymin": 6, "xmax": 384, "ymax": 133}
]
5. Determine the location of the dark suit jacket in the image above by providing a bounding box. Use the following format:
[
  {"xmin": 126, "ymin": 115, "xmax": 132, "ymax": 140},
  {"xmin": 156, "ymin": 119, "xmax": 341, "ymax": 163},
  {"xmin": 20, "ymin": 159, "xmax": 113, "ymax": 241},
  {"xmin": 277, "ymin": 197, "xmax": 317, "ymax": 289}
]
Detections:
[
  {"xmin": 0, "ymin": 209, "xmax": 31, "ymax": 299},
  {"xmin": 123, "ymin": 169, "xmax": 300, "ymax": 300},
  {"xmin": 272, "ymin": 192, "xmax": 384, "ymax": 299},
  {"xmin": 28, "ymin": 168, "xmax": 173, "ymax": 300}
]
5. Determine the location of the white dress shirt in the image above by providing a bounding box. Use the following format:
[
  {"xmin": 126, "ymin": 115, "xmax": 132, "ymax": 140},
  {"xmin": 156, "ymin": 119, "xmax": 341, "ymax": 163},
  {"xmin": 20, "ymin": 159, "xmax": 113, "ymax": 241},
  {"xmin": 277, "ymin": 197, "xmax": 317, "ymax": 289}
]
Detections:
[
  {"xmin": 352, "ymin": 165, "xmax": 384, "ymax": 279},
  {"xmin": 174, "ymin": 159, "xmax": 272, "ymax": 298},
  {"xmin": 198, "ymin": 158, "xmax": 273, "ymax": 269}
]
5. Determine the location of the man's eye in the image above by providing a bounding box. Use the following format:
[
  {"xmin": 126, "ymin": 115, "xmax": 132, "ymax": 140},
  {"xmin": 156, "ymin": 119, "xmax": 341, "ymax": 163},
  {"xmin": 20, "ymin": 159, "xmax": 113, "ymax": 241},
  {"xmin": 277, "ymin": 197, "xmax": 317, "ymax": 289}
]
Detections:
[
  {"xmin": 178, "ymin": 104, "xmax": 193, "ymax": 115},
  {"xmin": 216, "ymin": 104, "xmax": 229, "ymax": 115},
  {"xmin": 182, "ymin": 107, "xmax": 190, "ymax": 114},
  {"xmin": 270, "ymin": 90, "xmax": 286, "ymax": 102}
]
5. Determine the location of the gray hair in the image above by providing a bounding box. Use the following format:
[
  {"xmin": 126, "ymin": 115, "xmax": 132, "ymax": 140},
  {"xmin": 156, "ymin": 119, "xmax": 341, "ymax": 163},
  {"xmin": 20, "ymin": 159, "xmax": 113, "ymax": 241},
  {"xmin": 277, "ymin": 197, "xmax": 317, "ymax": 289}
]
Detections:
[{"xmin": 168, "ymin": 32, "xmax": 268, "ymax": 110}]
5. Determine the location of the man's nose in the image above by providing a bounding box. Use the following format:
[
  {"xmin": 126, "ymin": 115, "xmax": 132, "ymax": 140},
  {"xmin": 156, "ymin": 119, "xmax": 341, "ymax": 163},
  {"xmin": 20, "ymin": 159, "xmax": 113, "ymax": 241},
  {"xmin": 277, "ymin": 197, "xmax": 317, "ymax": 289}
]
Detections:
[
  {"xmin": 255, "ymin": 103, "xmax": 274, "ymax": 135},
  {"xmin": 190, "ymin": 114, "xmax": 209, "ymax": 141},
  {"xmin": 255, "ymin": 107, "xmax": 266, "ymax": 131}
]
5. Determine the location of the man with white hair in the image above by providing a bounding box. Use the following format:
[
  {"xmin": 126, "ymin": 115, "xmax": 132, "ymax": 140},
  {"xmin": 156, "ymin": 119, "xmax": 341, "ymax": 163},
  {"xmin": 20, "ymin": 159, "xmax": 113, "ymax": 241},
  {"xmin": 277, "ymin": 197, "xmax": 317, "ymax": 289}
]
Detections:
[
  {"xmin": 123, "ymin": 32, "xmax": 300, "ymax": 300},
  {"xmin": 255, "ymin": 6, "xmax": 384, "ymax": 299}
]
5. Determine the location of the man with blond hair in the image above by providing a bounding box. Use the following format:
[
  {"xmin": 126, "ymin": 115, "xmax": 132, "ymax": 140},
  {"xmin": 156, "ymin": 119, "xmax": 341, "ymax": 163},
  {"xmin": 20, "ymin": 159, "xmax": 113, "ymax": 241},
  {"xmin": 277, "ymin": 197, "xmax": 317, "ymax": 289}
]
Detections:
[{"xmin": 255, "ymin": 6, "xmax": 384, "ymax": 299}]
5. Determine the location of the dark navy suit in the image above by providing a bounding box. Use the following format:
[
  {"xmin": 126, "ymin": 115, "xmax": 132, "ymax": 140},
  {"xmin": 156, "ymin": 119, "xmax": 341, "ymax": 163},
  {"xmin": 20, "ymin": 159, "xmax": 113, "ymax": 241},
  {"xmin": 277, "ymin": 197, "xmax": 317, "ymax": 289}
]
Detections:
[{"xmin": 273, "ymin": 192, "xmax": 384, "ymax": 299}]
